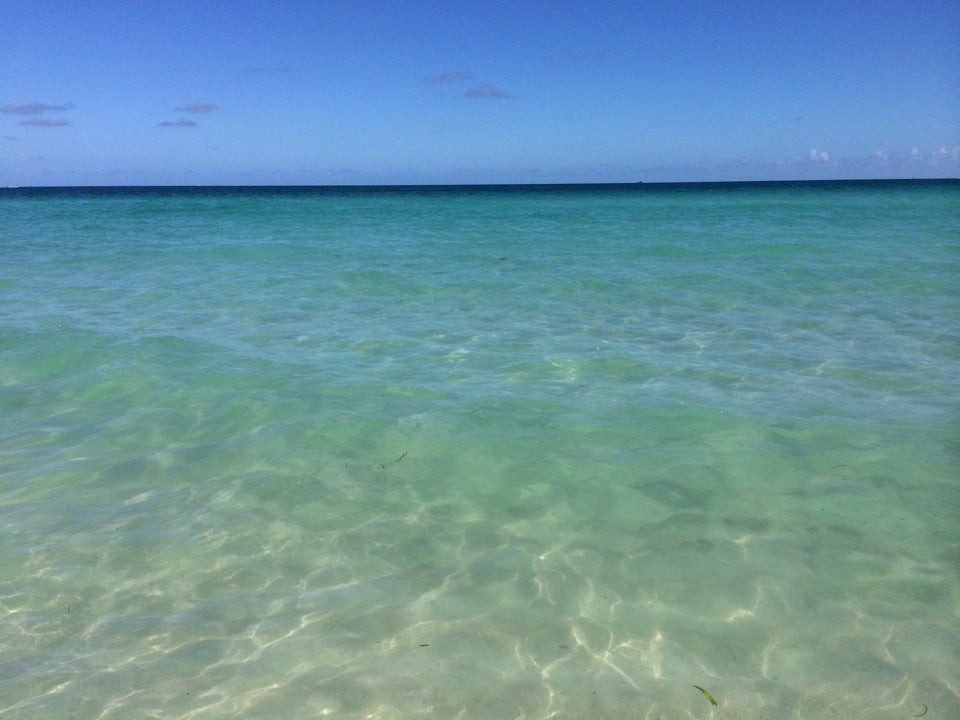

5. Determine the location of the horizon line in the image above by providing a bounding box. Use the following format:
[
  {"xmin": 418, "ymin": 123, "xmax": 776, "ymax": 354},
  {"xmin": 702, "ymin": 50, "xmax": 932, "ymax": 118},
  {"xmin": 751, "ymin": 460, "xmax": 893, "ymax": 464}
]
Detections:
[{"xmin": 4, "ymin": 178, "xmax": 958, "ymax": 191}]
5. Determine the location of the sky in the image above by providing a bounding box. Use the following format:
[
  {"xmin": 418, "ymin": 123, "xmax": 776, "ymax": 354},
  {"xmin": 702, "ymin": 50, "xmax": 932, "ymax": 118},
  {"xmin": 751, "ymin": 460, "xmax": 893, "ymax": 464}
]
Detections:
[{"xmin": 1, "ymin": 0, "xmax": 958, "ymax": 185}]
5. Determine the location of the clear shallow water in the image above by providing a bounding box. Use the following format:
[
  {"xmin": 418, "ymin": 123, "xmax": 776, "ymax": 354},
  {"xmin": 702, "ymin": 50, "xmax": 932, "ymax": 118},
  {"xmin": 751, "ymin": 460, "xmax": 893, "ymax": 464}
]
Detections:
[{"xmin": 1, "ymin": 182, "xmax": 958, "ymax": 719}]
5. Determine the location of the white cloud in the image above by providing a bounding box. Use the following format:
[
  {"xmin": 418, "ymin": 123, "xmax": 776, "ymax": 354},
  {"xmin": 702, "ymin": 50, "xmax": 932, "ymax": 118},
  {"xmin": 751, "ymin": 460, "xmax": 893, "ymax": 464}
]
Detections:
[
  {"xmin": 19, "ymin": 117, "xmax": 70, "ymax": 127},
  {"xmin": 465, "ymin": 83, "xmax": 511, "ymax": 99},
  {"xmin": 174, "ymin": 102, "xmax": 220, "ymax": 113},
  {"xmin": 431, "ymin": 71, "xmax": 471, "ymax": 84},
  {"xmin": 1, "ymin": 102, "xmax": 74, "ymax": 115}
]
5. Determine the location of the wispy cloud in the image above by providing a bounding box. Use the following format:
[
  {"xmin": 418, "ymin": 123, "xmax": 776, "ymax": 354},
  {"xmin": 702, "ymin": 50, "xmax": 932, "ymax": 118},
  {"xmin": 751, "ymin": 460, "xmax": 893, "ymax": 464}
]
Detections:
[
  {"xmin": 639, "ymin": 145, "xmax": 960, "ymax": 182},
  {"xmin": 431, "ymin": 71, "xmax": 471, "ymax": 84},
  {"xmin": 1, "ymin": 101, "xmax": 74, "ymax": 115},
  {"xmin": 19, "ymin": 117, "xmax": 70, "ymax": 127},
  {"xmin": 159, "ymin": 119, "xmax": 197, "ymax": 127},
  {"xmin": 935, "ymin": 145, "xmax": 959, "ymax": 160},
  {"xmin": 174, "ymin": 102, "xmax": 220, "ymax": 113},
  {"xmin": 465, "ymin": 83, "xmax": 511, "ymax": 99}
]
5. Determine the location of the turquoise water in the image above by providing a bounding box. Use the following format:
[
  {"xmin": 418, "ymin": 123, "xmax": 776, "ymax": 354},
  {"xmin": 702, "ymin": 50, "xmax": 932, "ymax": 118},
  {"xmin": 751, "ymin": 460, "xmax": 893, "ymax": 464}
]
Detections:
[{"xmin": 1, "ymin": 181, "xmax": 958, "ymax": 719}]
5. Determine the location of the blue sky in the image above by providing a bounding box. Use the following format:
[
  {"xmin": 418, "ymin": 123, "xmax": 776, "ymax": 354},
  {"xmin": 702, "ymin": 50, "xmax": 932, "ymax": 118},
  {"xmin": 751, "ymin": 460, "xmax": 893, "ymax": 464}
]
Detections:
[{"xmin": 2, "ymin": 0, "xmax": 958, "ymax": 185}]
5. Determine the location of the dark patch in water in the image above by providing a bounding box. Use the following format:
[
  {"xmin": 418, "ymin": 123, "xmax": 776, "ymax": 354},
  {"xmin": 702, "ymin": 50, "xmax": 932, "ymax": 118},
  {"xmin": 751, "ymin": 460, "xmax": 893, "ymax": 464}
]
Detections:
[{"xmin": 630, "ymin": 480, "xmax": 711, "ymax": 508}]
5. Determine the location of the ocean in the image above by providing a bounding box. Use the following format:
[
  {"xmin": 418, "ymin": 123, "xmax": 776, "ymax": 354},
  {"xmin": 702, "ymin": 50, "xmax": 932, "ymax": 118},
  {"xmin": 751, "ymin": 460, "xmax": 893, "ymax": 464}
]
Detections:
[{"xmin": 1, "ymin": 181, "xmax": 957, "ymax": 719}]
